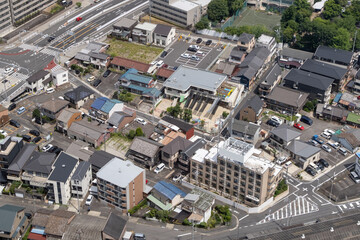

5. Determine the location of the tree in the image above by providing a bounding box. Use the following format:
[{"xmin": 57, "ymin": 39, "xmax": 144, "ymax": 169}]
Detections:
[
  {"xmin": 0, "ymin": 133, "xmax": 4, "ymax": 139},
  {"xmin": 32, "ymin": 108, "xmax": 41, "ymax": 119},
  {"xmin": 135, "ymin": 127, "xmax": 144, "ymax": 137},
  {"xmin": 195, "ymin": 16, "xmax": 210, "ymax": 30},
  {"xmin": 282, "ymin": 26, "xmax": 295, "ymax": 43},
  {"xmin": 228, "ymin": 0, "xmax": 244, "ymax": 15},
  {"xmin": 222, "ymin": 111, "xmax": 229, "ymax": 119},
  {"xmin": 128, "ymin": 130, "xmax": 136, "ymax": 139},
  {"xmin": 207, "ymin": 0, "xmax": 229, "ymax": 22},
  {"xmin": 76, "ymin": 2, "xmax": 81, "ymax": 7},
  {"xmin": 182, "ymin": 108, "xmax": 192, "ymax": 122},
  {"xmin": 166, "ymin": 104, "xmax": 182, "ymax": 118},
  {"xmin": 323, "ymin": 0, "xmax": 342, "ymax": 19}
]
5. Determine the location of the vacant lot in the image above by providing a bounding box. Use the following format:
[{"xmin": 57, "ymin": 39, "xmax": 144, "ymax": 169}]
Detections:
[
  {"xmin": 232, "ymin": 8, "xmax": 281, "ymax": 30},
  {"xmin": 106, "ymin": 38, "xmax": 163, "ymax": 63}
]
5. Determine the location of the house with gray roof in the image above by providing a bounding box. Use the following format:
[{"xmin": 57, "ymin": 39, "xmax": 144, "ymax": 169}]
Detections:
[
  {"xmin": 0, "ymin": 205, "xmax": 29, "ymax": 240},
  {"xmin": 64, "ymin": 85, "xmax": 94, "ymax": 109},
  {"xmin": 233, "ymin": 47, "xmax": 271, "ymax": 89},
  {"xmin": 56, "ymin": 108, "xmax": 82, "ymax": 134},
  {"xmin": 229, "ymin": 47, "xmax": 246, "ymax": 64},
  {"xmin": 0, "ymin": 136, "xmax": 23, "ymax": 169},
  {"xmin": 74, "ymin": 42, "xmax": 110, "ymax": 69},
  {"xmin": 40, "ymin": 98, "xmax": 69, "ymax": 120},
  {"xmin": 148, "ymin": 180, "xmax": 186, "ymax": 211},
  {"xmin": 237, "ymin": 33, "xmax": 255, "ymax": 53},
  {"xmin": 161, "ymin": 136, "xmax": 192, "ymax": 169},
  {"xmin": 26, "ymin": 69, "xmax": 52, "ymax": 93},
  {"xmin": 112, "ymin": 18, "xmax": 137, "ymax": 39},
  {"xmin": 88, "ymin": 150, "xmax": 116, "ymax": 178},
  {"xmin": 126, "ymin": 137, "xmax": 163, "ymax": 168},
  {"xmin": 264, "ymin": 86, "xmax": 309, "ymax": 114},
  {"xmin": 182, "ymin": 188, "xmax": 215, "ymax": 223},
  {"xmin": 107, "ymin": 108, "xmax": 136, "ymax": 130},
  {"xmin": 283, "ymin": 69, "xmax": 334, "ymax": 103},
  {"xmin": 66, "ymin": 140, "xmax": 94, "ymax": 161},
  {"xmin": 270, "ymin": 124, "xmax": 302, "ymax": 150},
  {"xmin": 71, "ymin": 161, "xmax": 92, "ymax": 199},
  {"xmin": 316, "ymin": 103, "xmax": 349, "ymax": 123},
  {"xmin": 332, "ymin": 128, "xmax": 360, "ymax": 153},
  {"xmin": 313, "ymin": 45, "xmax": 353, "ymax": 67},
  {"xmin": 286, "ymin": 140, "xmax": 321, "ymax": 169},
  {"xmin": 47, "ymin": 152, "xmax": 79, "ymax": 204},
  {"xmin": 178, "ymin": 137, "xmax": 207, "ymax": 172},
  {"xmin": 102, "ymin": 212, "xmax": 128, "ymax": 240},
  {"xmin": 6, "ymin": 144, "xmax": 37, "ymax": 181},
  {"xmin": 237, "ymin": 95, "xmax": 264, "ymax": 123},
  {"xmin": 153, "ymin": 24, "xmax": 176, "ymax": 47},
  {"xmin": 230, "ymin": 119, "xmax": 261, "ymax": 145},
  {"xmin": 258, "ymin": 64, "xmax": 282, "ymax": 96},
  {"xmin": 278, "ymin": 47, "xmax": 313, "ymax": 68}
]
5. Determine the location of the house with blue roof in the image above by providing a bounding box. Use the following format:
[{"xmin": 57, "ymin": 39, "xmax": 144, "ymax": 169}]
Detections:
[
  {"xmin": 147, "ymin": 181, "xmax": 186, "ymax": 211},
  {"xmin": 0, "ymin": 204, "xmax": 30, "ymax": 240},
  {"xmin": 119, "ymin": 68, "xmax": 162, "ymax": 102},
  {"xmin": 90, "ymin": 97, "xmax": 124, "ymax": 120}
]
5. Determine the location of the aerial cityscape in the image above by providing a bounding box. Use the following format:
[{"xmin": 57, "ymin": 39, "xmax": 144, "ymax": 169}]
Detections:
[{"xmin": 0, "ymin": 0, "xmax": 360, "ymax": 239}]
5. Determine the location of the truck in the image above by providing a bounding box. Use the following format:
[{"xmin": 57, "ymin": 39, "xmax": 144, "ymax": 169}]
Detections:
[{"xmin": 312, "ymin": 135, "xmax": 324, "ymax": 144}]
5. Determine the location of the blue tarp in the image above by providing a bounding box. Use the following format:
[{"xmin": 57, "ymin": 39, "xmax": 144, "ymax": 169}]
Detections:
[{"xmin": 334, "ymin": 93, "xmax": 342, "ymax": 103}]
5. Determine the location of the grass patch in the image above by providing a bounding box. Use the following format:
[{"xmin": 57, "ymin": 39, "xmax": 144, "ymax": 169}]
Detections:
[
  {"xmin": 274, "ymin": 179, "xmax": 288, "ymax": 197},
  {"xmin": 50, "ymin": 4, "xmax": 64, "ymax": 14},
  {"xmin": 232, "ymin": 8, "xmax": 281, "ymax": 30},
  {"xmin": 263, "ymin": 110, "xmax": 298, "ymax": 122},
  {"xmin": 128, "ymin": 199, "xmax": 148, "ymax": 215},
  {"xmin": 106, "ymin": 38, "xmax": 163, "ymax": 63}
]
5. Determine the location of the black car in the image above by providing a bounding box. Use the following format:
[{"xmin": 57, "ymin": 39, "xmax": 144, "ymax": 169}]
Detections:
[
  {"xmin": 29, "ymin": 130, "xmax": 40, "ymax": 136},
  {"xmin": 32, "ymin": 136, "xmax": 42, "ymax": 143},
  {"xmin": 22, "ymin": 135, "xmax": 32, "ymax": 142},
  {"xmin": 103, "ymin": 70, "xmax": 111, "ymax": 78},
  {"xmin": 8, "ymin": 103, "xmax": 16, "ymax": 111},
  {"xmin": 316, "ymin": 161, "xmax": 325, "ymax": 171},
  {"xmin": 205, "ymin": 39, "xmax": 212, "ymax": 45},
  {"xmin": 306, "ymin": 167, "xmax": 316, "ymax": 176},
  {"xmin": 196, "ymin": 38, "xmax": 202, "ymax": 44},
  {"xmin": 187, "ymin": 47, "xmax": 197, "ymax": 52},
  {"xmin": 54, "ymin": 148, "xmax": 63, "ymax": 155},
  {"xmin": 35, "ymin": 117, "xmax": 45, "ymax": 125},
  {"xmin": 92, "ymin": 79, "xmax": 102, "ymax": 87},
  {"xmin": 266, "ymin": 119, "xmax": 280, "ymax": 127},
  {"xmin": 48, "ymin": 36, "xmax": 55, "ymax": 42},
  {"xmin": 319, "ymin": 158, "xmax": 329, "ymax": 167},
  {"xmin": 10, "ymin": 120, "xmax": 20, "ymax": 128},
  {"xmin": 160, "ymin": 51, "xmax": 168, "ymax": 58},
  {"xmin": 48, "ymin": 146, "xmax": 59, "ymax": 153}
]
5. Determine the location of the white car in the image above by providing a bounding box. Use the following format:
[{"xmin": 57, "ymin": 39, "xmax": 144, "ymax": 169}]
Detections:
[
  {"xmin": 321, "ymin": 131, "xmax": 331, "ymax": 139},
  {"xmin": 181, "ymin": 53, "xmax": 190, "ymax": 58},
  {"xmin": 46, "ymin": 88, "xmax": 55, "ymax": 94},
  {"xmin": 156, "ymin": 60, "xmax": 164, "ymax": 67},
  {"xmin": 324, "ymin": 129, "xmax": 335, "ymax": 135},
  {"xmin": 322, "ymin": 144, "xmax": 332, "ymax": 152},
  {"xmin": 327, "ymin": 141, "xmax": 340, "ymax": 149},
  {"xmin": 154, "ymin": 163, "xmax": 165, "ymax": 174},
  {"xmin": 172, "ymin": 174, "xmax": 182, "ymax": 182},
  {"xmin": 150, "ymin": 60, "xmax": 158, "ymax": 65},
  {"xmin": 4, "ymin": 67, "xmax": 14, "ymax": 74},
  {"xmin": 42, "ymin": 144, "xmax": 53, "ymax": 152},
  {"xmin": 135, "ymin": 118, "xmax": 147, "ymax": 125},
  {"xmin": 189, "ymin": 45, "xmax": 200, "ymax": 50},
  {"xmin": 309, "ymin": 140, "xmax": 319, "ymax": 146},
  {"xmin": 0, "ymin": 130, "xmax": 7, "ymax": 137},
  {"xmin": 271, "ymin": 116, "xmax": 283, "ymax": 125},
  {"xmin": 276, "ymin": 156, "xmax": 287, "ymax": 165},
  {"xmin": 191, "ymin": 55, "xmax": 200, "ymax": 61},
  {"xmin": 85, "ymin": 195, "xmax": 93, "ymax": 206},
  {"xmin": 87, "ymin": 76, "xmax": 95, "ymax": 82},
  {"xmin": 284, "ymin": 161, "xmax": 292, "ymax": 168}
]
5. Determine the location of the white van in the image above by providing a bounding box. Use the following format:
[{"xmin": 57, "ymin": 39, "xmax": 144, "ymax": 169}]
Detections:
[
  {"xmin": 338, "ymin": 147, "xmax": 348, "ymax": 156},
  {"xmin": 46, "ymin": 88, "xmax": 55, "ymax": 94},
  {"xmin": 154, "ymin": 163, "xmax": 165, "ymax": 174},
  {"xmin": 350, "ymin": 171, "xmax": 360, "ymax": 183},
  {"xmin": 321, "ymin": 131, "xmax": 331, "ymax": 139}
]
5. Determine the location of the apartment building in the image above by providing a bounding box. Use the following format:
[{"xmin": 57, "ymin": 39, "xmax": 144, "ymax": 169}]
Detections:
[
  {"xmin": 189, "ymin": 138, "xmax": 283, "ymax": 207},
  {"xmin": 0, "ymin": 0, "xmax": 12, "ymax": 36},
  {"xmin": 97, "ymin": 158, "xmax": 146, "ymax": 213}
]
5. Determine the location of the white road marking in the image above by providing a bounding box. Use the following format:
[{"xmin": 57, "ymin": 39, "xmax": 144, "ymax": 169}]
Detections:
[{"xmin": 313, "ymin": 195, "xmax": 323, "ymax": 203}]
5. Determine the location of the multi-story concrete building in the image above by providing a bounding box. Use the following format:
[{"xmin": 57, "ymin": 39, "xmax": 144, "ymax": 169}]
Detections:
[
  {"xmin": 0, "ymin": 0, "xmax": 12, "ymax": 35},
  {"xmin": 71, "ymin": 161, "xmax": 92, "ymax": 199},
  {"xmin": 97, "ymin": 158, "xmax": 145, "ymax": 213},
  {"xmin": 189, "ymin": 138, "xmax": 283, "ymax": 207}
]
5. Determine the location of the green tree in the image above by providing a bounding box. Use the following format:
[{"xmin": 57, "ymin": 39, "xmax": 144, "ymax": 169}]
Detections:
[
  {"xmin": 228, "ymin": 0, "xmax": 244, "ymax": 15},
  {"xmin": 76, "ymin": 2, "xmax": 81, "ymax": 7},
  {"xmin": 32, "ymin": 109, "xmax": 41, "ymax": 119},
  {"xmin": 207, "ymin": 0, "xmax": 229, "ymax": 22},
  {"xmin": 182, "ymin": 108, "xmax": 192, "ymax": 122},
  {"xmin": 195, "ymin": 16, "xmax": 210, "ymax": 30},
  {"xmin": 283, "ymin": 26, "xmax": 295, "ymax": 43},
  {"xmin": 167, "ymin": 104, "xmax": 182, "ymax": 118},
  {"xmin": 0, "ymin": 133, "xmax": 4, "ymax": 139},
  {"xmin": 323, "ymin": 0, "xmax": 342, "ymax": 19},
  {"xmin": 128, "ymin": 130, "xmax": 136, "ymax": 139},
  {"xmin": 332, "ymin": 28, "xmax": 351, "ymax": 50},
  {"xmin": 222, "ymin": 111, "xmax": 229, "ymax": 119},
  {"xmin": 135, "ymin": 127, "xmax": 144, "ymax": 137}
]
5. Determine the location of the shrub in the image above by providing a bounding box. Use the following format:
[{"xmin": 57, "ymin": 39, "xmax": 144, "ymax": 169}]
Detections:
[
  {"xmin": 197, "ymin": 222, "xmax": 207, "ymax": 228},
  {"xmin": 274, "ymin": 179, "xmax": 288, "ymax": 197},
  {"xmin": 183, "ymin": 218, "xmax": 192, "ymax": 225},
  {"xmin": 127, "ymin": 130, "xmax": 136, "ymax": 139},
  {"xmin": 128, "ymin": 199, "xmax": 147, "ymax": 215}
]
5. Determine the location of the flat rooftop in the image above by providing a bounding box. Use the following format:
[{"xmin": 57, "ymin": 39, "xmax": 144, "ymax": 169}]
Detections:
[{"xmin": 170, "ymin": 0, "xmax": 199, "ymax": 11}]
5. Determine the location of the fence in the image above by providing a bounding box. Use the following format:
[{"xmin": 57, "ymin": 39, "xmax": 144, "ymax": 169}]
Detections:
[{"xmin": 221, "ymin": 2, "xmax": 248, "ymax": 30}]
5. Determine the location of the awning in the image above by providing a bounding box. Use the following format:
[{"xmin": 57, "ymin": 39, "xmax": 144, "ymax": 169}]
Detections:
[{"xmin": 147, "ymin": 195, "xmax": 172, "ymax": 211}]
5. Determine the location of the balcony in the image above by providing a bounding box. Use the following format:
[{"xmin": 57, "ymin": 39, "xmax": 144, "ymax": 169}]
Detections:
[{"xmin": 7, "ymin": 174, "xmax": 20, "ymax": 181}]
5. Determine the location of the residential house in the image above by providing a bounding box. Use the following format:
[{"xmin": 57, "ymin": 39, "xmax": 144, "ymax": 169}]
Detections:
[
  {"xmin": 156, "ymin": 67, "xmax": 174, "ymax": 82},
  {"xmin": 153, "ymin": 24, "xmax": 176, "ymax": 47},
  {"xmin": 0, "ymin": 136, "xmax": 23, "ymax": 169},
  {"xmin": 90, "ymin": 52, "xmax": 110, "ymax": 69},
  {"xmin": 162, "ymin": 116, "xmax": 195, "ymax": 139},
  {"xmin": 278, "ymin": 47, "xmax": 313, "ymax": 69},
  {"xmin": 0, "ymin": 205, "xmax": 30, "ymax": 240},
  {"xmin": 147, "ymin": 181, "xmax": 186, "ymax": 211},
  {"xmin": 107, "ymin": 108, "xmax": 136, "ymax": 130},
  {"xmin": 111, "ymin": 18, "xmax": 137, "ymax": 39},
  {"xmin": 66, "ymin": 141, "xmax": 94, "ymax": 161},
  {"xmin": 21, "ymin": 151, "xmax": 57, "ymax": 188},
  {"xmin": 232, "ymin": 47, "xmax": 271, "ymax": 89},
  {"xmin": 56, "ymin": 108, "xmax": 82, "ymax": 134},
  {"xmin": 74, "ymin": 42, "xmax": 110, "ymax": 69},
  {"xmin": 132, "ymin": 22, "xmax": 157, "ymax": 44},
  {"xmin": 126, "ymin": 137, "xmax": 163, "ymax": 168},
  {"xmin": 90, "ymin": 97, "xmax": 124, "ymax": 120},
  {"xmin": 182, "ymin": 188, "xmax": 215, "ymax": 223},
  {"xmin": 313, "ymin": 45, "xmax": 353, "ymax": 67},
  {"xmin": 26, "ymin": 69, "xmax": 51, "ymax": 93},
  {"xmin": 0, "ymin": 104, "xmax": 9, "ymax": 127},
  {"xmin": 97, "ymin": 158, "xmax": 145, "ymax": 212},
  {"xmin": 178, "ymin": 136, "xmax": 207, "ymax": 172},
  {"xmin": 316, "ymin": 103, "xmax": 349, "ymax": 123},
  {"xmin": 40, "ymin": 99, "xmax": 69, "ymax": 120},
  {"xmin": 161, "ymin": 136, "xmax": 192, "ymax": 169},
  {"xmin": 283, "ymin": 69, "xmax": 334, "ymax": 103},
  {"xmin": 237, "ymin": 95, "xmax": 264, "ymax": 123},
  {"xmin": 215, "ymin": 61, "xmax": 237, "ymax": 76},
  {"xmin": 256, "ymin": 34, "xmax": 276, "ymax": 56},
  {"xmin": 229, "ymin": 47, "xmax": 246, "ymax": 64},
  {"xmin": 258, "ymin": 64, "xmax": 282, "ymax": 96},
  {"xmin": 51, "ymin": 68, "xmax": 69, "ymax": 87},
  {"xmin": 67, "ymin": 119, "xmax": 111, "ymax": 148},
  {"xmin": 237, "ymin": 33, "xmax": 255, "ymax": 53},
  {"xmin": 348, "ymin": 70, "xmax": 360, "ymax": 94},
  {"xmin": 332, "ymin": 129, "xmax": 360, "ymax": 153},
  {"xmin": 269, "ymin": 124, "xmax": 302, "ymax": 150},
  {"xmin": 110, "ymin": 57, "xmax": 150, "ymax": 73},
  {"xmin": 300, "ymin": 59, "xmax": 348, "ymax": 91},
  {"xmin": 337, "ymin": 92, "xmax": 360, "ymax": 111},
  {"xmin": 101, "ymin": 213, "xmax": 128, "ymax": 240},
  {"xmin": 189, "ymin": 138, "xmax": 283, "ymax": 207},
  {"xmin": 64, "ymin": 85, "xmax": 95, "ymax": 109},
  {"xmin": 230, "ymin": 119, "xmax": 261, "ymax": 145},
  {"xmin": 71, "ymin": 161, "xmax": 92, "ymax": 199},
  {"xmin": 47, "ymin": 152, "xmax": 79, "ymax": 204},
  {"xmin": 6, "ymin": 144, "xmax": 37, "ymax": 181},
  {"xmin": 88, "ymin": 150, "xmax": 116, "ymax": 178},
  {"xmin": 264, "ymin": 86, "xmax": 309, "ymax": 114},
  {"xmin": 286, "ymin": 141, "xmax": 321, "ymax": 169}
]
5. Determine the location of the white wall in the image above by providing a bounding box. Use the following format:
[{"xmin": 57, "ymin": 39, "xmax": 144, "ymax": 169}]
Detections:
[
  {"xmin": 52, "ymin": 70, "xmax": 69, "ymax": 86},
  {"xmin": 109, "ymin": 102, "xmax": 124, "ymax": 117}
]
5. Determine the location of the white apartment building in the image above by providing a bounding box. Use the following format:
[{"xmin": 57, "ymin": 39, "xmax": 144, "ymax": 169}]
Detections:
[
  {"xmin": 256, "ymin": 34, "xmax": 277, "ymax": 56},
  {"xmin": 71, "ymin": 161, "xmax": 92, "ymax": 199},
  {"xmin": 132, "ymin": 22, "xmax": 157, "ymax": 44},
  {"xmin": 52, "ymin": 68, "xmax": 69, "ymax": 87}
]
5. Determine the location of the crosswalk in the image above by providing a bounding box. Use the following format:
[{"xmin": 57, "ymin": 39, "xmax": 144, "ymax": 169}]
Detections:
[
  {"xmin": 40, "ymin": 48, "xmax": 61, "ymax": 56},
  {"xmin": 19, "ymin": 43, "xmax": 42, "ymax": 52},
  {"xmin": 337, "ymin": 201, "xmax": 360, "ymax": 213},
  {"xmin": 258, "ymin": 196, "xmax": 319, "ymax": 224}
]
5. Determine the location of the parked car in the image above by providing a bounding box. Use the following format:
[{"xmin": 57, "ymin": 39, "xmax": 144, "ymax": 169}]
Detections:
[
  {"xmin": 196, "ymin": 38, "xmax": 202, "ymax": 44},
  {"xmin": 54, "ymin": 148, "xmax": 63, "ymax": 155},
  {"xmin": 48, "ymin": 146, "xmax": 59, "ymax": 153},
  {"xmin": 300, "ymin": 115, "xmax": 313, "ymax": 125},
  {"xmin": 29, "ymin": 130, "xmax": 40, "ymax": 136},
  {"xmin": 284, "ymin": 161, "xmax": 292, "ymax": 168},
  {"xmin": 17, "ymin": 107, "xmax": 26, "ymax": 115},
  {"xmin": 154, "ymin": 163, "xmax": 165, "ymax": 174},
  {"xmin": 266, "ymin": 119, "xmax": 279, "ymax": 127},
  {"xmin": 191, "ymin": 55, "xmax": 200, "ymax": 61},
  {"xmin": 172, "ymin": 174, "xmax": 182, "ymax": 182},
  {"xmin": 181, "ymin": 53, "xmax": 190, "ymax": 58},
  {"xmin": 156, "ymin": 60, "xmax": 164, "ymax": 67},
  {"xmin": 324, "ymin": 129, "xmax": 335, "ymax": 135},
  {"xmin": 322, "ymin": 144, "xmax": 331, "ymax": 152},
  {"xmin": 22, "ymin": 135, "xmax": 32, "ymax": 142},
  {"xmin": 10, "ymin": 120, "xmax": 20, "ymax": 128},
  {"xmin": 163, "ymin": 64, "xmax": 168, "ymax": 68},
  {"xmin": 87, "ymin": 76, "xmax": 95, "ymax": 82},
  {"xmin": 48, "ymin": 36, "xmax": 55, "ymax": 42},
  {"xmin": 42, "ymin": 144, "xmax": 53, "ymax": 152},
  {"xmin": 150, "ymin": 60, "xmax": 158, "ymax": 65},
  {"xmin": 293, "ymin": 123, "xmax": 304, "ymax": 130},
  {"xmin": 0, "ymin": 130, "xmax": 7, "ymax": 137},
  {"xmin": 103, "ymin": 70, "xmax": 111, "ymax": 78},
  {"xmin": 309, "ymin": 140, "xmax": 319, "ymax": 146},
  {"xmin": 187, "ymin": 47, "xmax": 197, "ymax": 52},
  {"xmin": 160, "ymin": 51, "xmax": 168, "ymax": 58},
  {"xmin": 32, "ymin": 136, "xmax": 42, "ymax": 143},
  {"xmin": 327, "ymin": 141, "xmax": 340, "ymax": 149},
  {"xmin": 321, "ymin": 131, "xmax": 331, "ymax": 139},
  {"xmin": 312, "ymin": 135, "xmax": 324, "ymax": 144},
  {"xmin": 4, "ymin": 67, "xmax": 14, "ymax": 74},
  {"xmin": 85, "ymin": 195, "xmax": 93, "ymax": 206},
  {"xmin": 271, "ymin": 116, "xmax": 283, "ymax": 125},
  {"xmin": 76, "ymin": 17, "xmax": 82, "ymax": 21},
  {"xmin": 135, "ymin": 118, "xmax": 147, "ymax": 125},
  {"xmin": 134, "ymin": 233, "xmax": 146, "ymax": 240},
  {"xmin": 319, "ymin": 158, "xmax": 329, "ymax": 167},
  {"xmin": 205, "ymin": 39, "xmax": 212, "ymax": 45},
  {"xmin": 338, "ymin": 147, "xmax": 348, "ymax": 156},
  {"xmin": 92, "ymin": 79, "xmax": 102, "ymax": 87},
  {"xmin": 315, "ymin": 161, "xmax": 325, "ymax": 171},
  {"xmin": 8, "ymin": 103, "xmax": 16, "ymax": 111},
  {"xmin": 306, "ymin": 167, "xmax": 316, "ymax": 176},
  {"xmin": 350, "ymin": 171, "xmax": 360, "ymax": 183},
  {"xmin": 189, "ymin": 45, "xmax": 200, "ymax": 50}
]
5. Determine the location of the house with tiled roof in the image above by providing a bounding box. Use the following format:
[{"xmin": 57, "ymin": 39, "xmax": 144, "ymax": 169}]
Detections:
[
  {"xmin": 286, "ymin": 140, "xmax": 321, "ymax": 169},
  {"xmin": 56, "ymin": 108, "xmax": 82, "ymax": 135},
  {"xmin": 313, "ymin": 45, "xmax": 353, "ymax": 67},
  {"xmin": 70, "ymin": 161, "xmax": 92, "ymax": 200},
  {"xmin": 110, "ymin": 57, "xmax": 150, "ymax": 73},
  {"xmin": 26, "ymin": 69, "xmax": 52, "ymax": 93},
  {"xmin": 161, "ymin": 136, "xmax": 192, "ymax": 168},
  {"xmin": 153, "ymin": 24, "xmax": 176, "ymax": 47},
  {"xmin": 64, "ymin": 85, "xmax": 95, "ymax": 109},
  {"xmin": 237, "ymin": 33, "xmax": 255, "ymax": 53},
  {"xmin": 237, "ymin": 95, "xmax": 264, "ymax": 123},
  {"xmin": 156, "ymin": 67, "xmax": 174, "ymax": 81},
  {"xmin": 0, "ymin": 205, "xmax": 29, "ymax": 240},
  {"xmin": 90, "ymin": 97, "xmax": 124, "ymax": 120},
  {"xmin": 147, "ymin": 181, "xmax": 186, "ymax": 211},
  {"xmin": 40, "ymin": 99, "xmax": 69, "ymax": 119},
  {"xmin": 126, "ymin": 137, "xmax": 163, "ymax": 168}
]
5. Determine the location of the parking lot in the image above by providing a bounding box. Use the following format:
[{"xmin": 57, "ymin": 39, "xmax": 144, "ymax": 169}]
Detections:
[
  {"xmin": 95, "ymin": 71, "xmax": 120, "ymax": 97},
  {"xmin": 158, "ymin": 37, "xmax": 225, "ymax": 70},
  {"xmin": 121, "ymin": 119, "xmax": 155, "ymax": 138}
]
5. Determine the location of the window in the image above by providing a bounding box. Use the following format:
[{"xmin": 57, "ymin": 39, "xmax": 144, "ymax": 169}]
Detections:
[
  {"xmin": 220, "ymin": 160, "xmax": 225, "ymax": 166},
  {"xmin": 256, "ymin": 187, "xmax": 260, "ymax": 193},
  {"xmin": 227, "ymin": 170, "xmax": 231, "ymax": 175},
  {"xmin": 206, "ymin": 167, "xmax": 210, "ymax": 172}
]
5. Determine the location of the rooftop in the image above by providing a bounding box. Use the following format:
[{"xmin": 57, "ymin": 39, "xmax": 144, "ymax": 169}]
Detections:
[
  {"xmin": 154, "ymin": 24, "xmax": 173, "ymax": 36},
  {"xmin": 240, "ymin": 95, "xmax": 263, "ymax": 114},
  {"xmin": 110, "ymin": 57, "xmax": 150, "ymax": 73},
  {"xmin": 236, "ymin": 47, "xmax": 270, "ymax": 80},
  {"xmin": 314, "ymin": 45, "xmax": 353, "ymax": 65},
  {"xmin": 257, "ymin": 34, "xmax": 274, "ymax": 44},
  {"xmin": 65, "ymin": 140, "xmax": 93, "ymax": 161},
  {"xmin": 8, "ymin": 144, "xmax": 36, "ymax": 173},
  {"xmin": 26, "ymin": 70, "xmax": 49, "ymax": 84},
  {"xmin": 0, "ymin": 205, "xmax": 25, "ymax": 232},
  {"xmin": 102, "ymin": 213, "xmax": 127, "ymax": 240},
  {"xmin": 153, "ymin": 181, "xmax": 186, "ymax": 200},
  {"xmin": 261, "ymin": 64, "xmax": 281, "ymax": 87},
  {"xmin": 280, "ymin": 47, "xmax": 313, "ymax": 60},
  {"xmin": 68, "ymin": 119, "xmax": 108, "ymax": 141},
  {"xmin": 162, "ymin": 136, "xmax": 192, "ymax": 155},
  {"xmin": 113, "ymin": 17, "xmax": 137, "ymax": 28},
  {"xmin": 96, "ymin": 158, "xmax": 144, "ymax": 188},
  {"xmin": 286, "ymin": 140, "xmax": 321, "ymax": 159},
  {"xmin": 284, "ymin": 69, "xmax": 334, "ymax": 91},
  {"xmin": 134, "ymin": 22, "xmax": 157, "ymax": 31},
  {"xmin": 71, "ymin": 161, "xmax": 91, "ymax": 181},
  {"xmin": 170, "ymin": 0, "xmax": 199, "ymax": 11},
  {"xmin": 41, "ymin": 99, "xmax": 69, "ymax": 113},
  {"xmin": 48, "ymin": 152, "xmax": 78, "ymax": 183},
  {"xmin": 22, "ymin": 151, "xmax": 56, "ymax": 174},
  {"xmin": 64, "ymin": 85, "xmax": 94, "ymax": 102},
  {"xmin": 300, "ymin": 59, "xmax": 348, "ymax": 80},
  {"xmin": 162, "ymin": 116, "xmax": 194, "ymax": 132},
  {"xmin": 231, "ymin": 119, "xmax": 260, "ymax": 136},
  {"xmin": 265, "ymin": 86, "xmax": 309, "ymax": 108},
  {"xmin": 270, "ymin": 124, "xmax": 302, "ymax": 142},
  {"xmin": 185, "ymin": 188, "xmax": 214, "ymax": 212},
  {"xmin": 238, "ymin": 33, "xmax": 255, "ymax": 44},
  {"xmin": 88, "ymin": 150, "xmax": 116, "ymax": 169},
  {"xmin": 156, "ymin": 67, "xmax": 175, "ymax": 79},
  {"xmin": 128, "ymin": 137, "xmax": 163, "ymax": 158},
  {"xmin": 120, "ymin": 68, "xmax": 153, "ymax": 84},
  {"xmin": 164, "ymin": 65, "xmax": 227, "ymax": 93},
  {"xmin": 57, "ymin": 108, "xmax": 81, "ymax": 123}
]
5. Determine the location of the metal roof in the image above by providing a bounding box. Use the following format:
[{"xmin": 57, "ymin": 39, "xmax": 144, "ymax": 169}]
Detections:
[
  {"xmin": 8, "ymin": 144, "xmax": 36, "ymax": 173},
  {"xmin": 286, "ymin": 140, "xmax": 321, "ymax": 159},
  {"xmin": 91, "ymin": 97, "xmax": 108, "ymax": 110},
  {"xmin": 162, "ymin": 116, "xmax": 194, "ymax": 132},
  {"xmin": 103, "ymin": 213, "xmax": 127, "ymax": 240},
  {"xmin": 153, "ymin": 181, "xmax": 186, "ymax": 200},
  {"xmin": 314, "ymin": 45, "xmax": 353, "ymax": 65},
  {"xmin": 284, "ymin": 69, "xmax": 334, "ymax": 91},
  {"xmin": 64, "ymin": 85, "xmax": 94, "ymax": 102},
  {"xmin": 48, "ymin": 152, "xmax": 78, "ymax": 183},
  {"xmin": 300, "ymin": 59, "xmax": 347, "ymax": 80},
  {"xmin": 154, "ymin": 24, "xmax": 173, "ymax": 36},
  {"xmin": 265, "ymin": 86, "xmax": 309, "ymax": 108},
  {"xmin": 26, "ymin": 70, "xmax": 49, "ymax": 84},
  {"xmin": 121, "ymin": 68, "xmax": 153, "ymax": 84},
  {"xmin": 22, "ymin": 151, "xmax": 56, "ymax": 174},
  {"xmin": 232, "ymin": 119, "xmax": 260, "ymax": 136},
  {"xmin": 0, "ymin": 205, "xmax": 25, "ymax": 232},
  {"xmin": 71, "ymin": 161, "xmax": 90, "ymax": 181},
  {"xmin": 270, "ymin": 124, "xmax": 302, "ymax": 142},
  {"xmin": 162, "ymin": 136, "xmax": 192, "ymax": 155},
  {"xmin": 238, "ymin": 33, "xmax": 254, "ymax": 44},
  {"xmin": 100, "ymin": 99, "xmax": 121, "ymax": 114},
  {"xmin": 89, "ymin": 150, "xmax": 116, "ymax": 169}
]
